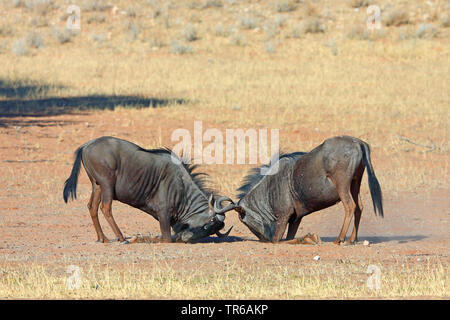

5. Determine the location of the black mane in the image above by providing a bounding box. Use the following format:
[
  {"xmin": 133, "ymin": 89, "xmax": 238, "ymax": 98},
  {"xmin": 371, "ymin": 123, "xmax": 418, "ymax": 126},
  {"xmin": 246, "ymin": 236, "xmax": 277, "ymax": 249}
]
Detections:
[
  {"xmin": 141, "ymin": 147, "xmax": 214, "ymax": 196},
  {"xmin": 237, "ymin": 151, "xmax": 305, "ymax": 199}
]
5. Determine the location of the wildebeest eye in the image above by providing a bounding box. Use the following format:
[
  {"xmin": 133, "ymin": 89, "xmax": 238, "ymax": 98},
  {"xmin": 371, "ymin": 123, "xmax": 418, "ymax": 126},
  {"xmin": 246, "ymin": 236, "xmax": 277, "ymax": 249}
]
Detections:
[{"xmin": 175, "ymin": 223, "xmax": 189, "ymax": 232}]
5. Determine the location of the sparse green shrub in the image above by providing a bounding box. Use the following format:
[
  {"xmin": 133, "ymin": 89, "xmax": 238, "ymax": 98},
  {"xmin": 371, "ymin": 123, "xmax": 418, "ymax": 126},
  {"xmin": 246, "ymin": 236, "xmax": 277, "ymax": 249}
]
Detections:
[
  {"xmin": 347, "ymin": 25, "xmax": 386, "ymax": 41},
  {"xmin": 382, "ymin": 8, "xmax": 409, "ymax": 27},
  {"xmin": 11, "ymin": 39, "xmax": 30, "ymax": 56},
  {"xmin": 30, "ymin": 15, "xmax": 48, "ymax": 27},
  {"xmin": 397, "ymin": 30, "xmax": 410, "ymax": 41},
  {"xmin": 415, "ymin": 23, "xmax": 438, "ymax": 39},
  {"xmin": 0, "ymin": 41, "xmax": 8, "ymax": 54},
  {"xmin": 126, "ymin": 6, "xmax": 139, "ymax": 18},
  {"xmin": 264, "ymin": 23, "xmax": 278, "ymax": 40},
  {"xmin": 239, "ymin": 15, "xmax": 258, "ymax": 30},
  {"xmin": 214, "ymin": 24, "xmax": 231, "ymax": 37},
  {"xmin": 26, "ymin": 0, "xmax": 54, "ymax": 16},
  {"xmin": 274, "ymin": 0, "xmax": 297, "ymax": 13},
  {"xmin": 187, "ymin": 0, "xmax": 223, "ymax": 9},
  {"xmin": 274, "ymin": 14, "xmax": 288, "ymax": 28},
  {"xmin": 11, "ymin": 0, "xmax": 26, "ymax": 8},
  {"xmin": 229, "ymin": 31, "xmax": 246, "ymax": 46},
  {"xmin": 124, "ymin": 22, "xmax": 140, "ymax": 42},
  {"xmin": 25, "ymin": 32, "xmax": 44, "ymax": 48},
  {"xmin": 170, "ymin": 40, "xmax": 194, "ymax": 54},
  {"xmin": 301, "ymin": 0, "xmax": 319, "ymax": 18},
  {"xmin": 148, "ymin": 35, "xmax": 166, "ymax": 49},
  {"xmin": 322, "ymin": 39, "xmax": 338, "ymax": 55},
  {"xmin": 186, "ymin": 0, "xmax": 202, "ymax": 9},
  {"xmin": 201, "ymin": 0, "xmax": 223, "ymax": 9},
  {"xmin": 51, "ymin": 28, "xmax": 74, "ymax": 44},
  {"xmin": 290, "ymin": 24, "xmax": 303, "ymax": 38},
  {"xmin": 265, "ymin": 41, "xmax": 276, "ymax": 53},
  {"xmin": 349, "ymin": 0, "xmax": 373, "ymax": 8},
  {"xmin": 182, "ymin": 24, "xmax": 199, "ymax": 41},
  {"xmin": 347, "ymin": 25, "xmax": 370, "ymax": 40},
  {"xmin": 87, "ymin": 15, "xmax": 106, "ymax": 24},
  {"xmin": 440, "ymin": 14, "xmax": 449, "ymax": 28},
  {"xmin": 299, "ymin": 18, "xmax": 325, "ymax": 34},
  {"xmin": 82, "ymin": 0, "xmax": 112, "ymax": 12},
  {"xmin": 91, "ymin": 33, "xmax": 106, "ymax": 43},
  {"xmin": 0, "ymin": 24, "xmax": 13, "ymax": 37}
]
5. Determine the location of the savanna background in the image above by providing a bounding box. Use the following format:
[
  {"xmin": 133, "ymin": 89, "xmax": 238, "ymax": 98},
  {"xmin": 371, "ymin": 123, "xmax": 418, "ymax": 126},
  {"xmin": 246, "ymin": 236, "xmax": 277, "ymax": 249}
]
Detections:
[{"xmin": 0, "ymin": 0, "xmax": 448, "ymax": 299}]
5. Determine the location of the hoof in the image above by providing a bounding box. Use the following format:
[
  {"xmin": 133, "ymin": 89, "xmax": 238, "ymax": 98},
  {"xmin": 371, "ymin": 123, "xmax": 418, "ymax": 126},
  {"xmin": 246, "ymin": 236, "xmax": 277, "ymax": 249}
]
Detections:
[
  {"xmin": 333, "ymin": 239, "xmax": 345, "ymax": 245},
  {"xmin": 346, "ymin": 239, "xmax": 357, "ymax": 245},
  {"xmin": 96, "ymin": 238, "xmax": 109, "ymax": 243},
  {"xmin": 127, "ymin": 236, "xmax": 138, "ymax": 243}
]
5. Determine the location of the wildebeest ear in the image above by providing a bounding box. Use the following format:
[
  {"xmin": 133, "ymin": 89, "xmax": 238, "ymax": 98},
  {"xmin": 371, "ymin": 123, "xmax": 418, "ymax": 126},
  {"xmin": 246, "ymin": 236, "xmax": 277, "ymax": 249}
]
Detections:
[{"xmin": 208, "ymin": 194, "xmax": 214, "ymax": 210}]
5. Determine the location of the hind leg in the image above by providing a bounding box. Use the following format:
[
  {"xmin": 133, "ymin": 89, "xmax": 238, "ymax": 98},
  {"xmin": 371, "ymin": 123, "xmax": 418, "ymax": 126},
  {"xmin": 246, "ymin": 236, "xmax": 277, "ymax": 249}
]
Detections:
[
  {"xmin": 347, "ymin": 166, "xmax": 364, "ymax": 244},
  {"xmin": 87, "ymin": 184, "xmax": 108, "ymax": 243},
  {"xmin": 347, "ymin": 195, "xmax": 363, "ymax": 244},
  {"xmin": 100, "ymin": 188, "xmax": 126, "ymax": 243},
  {"xmin": 329, "ymin": 175, "xmax": 356, "ymax": 245},
  {"xmin": 334, "ymin": 193, "xmax": 355, "ymax": 245}
]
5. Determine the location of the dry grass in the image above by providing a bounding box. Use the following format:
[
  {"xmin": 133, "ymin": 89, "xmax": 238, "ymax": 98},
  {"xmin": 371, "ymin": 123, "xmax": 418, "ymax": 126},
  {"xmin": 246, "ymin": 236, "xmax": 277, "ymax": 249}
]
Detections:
[{"xmin": 0, "ymin": 259, "xmax": 448, "ymax": 299}]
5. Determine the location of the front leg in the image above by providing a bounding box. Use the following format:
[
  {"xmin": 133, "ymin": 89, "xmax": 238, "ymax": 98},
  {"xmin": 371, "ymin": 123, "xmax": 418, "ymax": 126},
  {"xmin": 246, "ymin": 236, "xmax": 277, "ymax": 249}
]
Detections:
[
  {"xmin": 271, "ymin": 215, "xmax": 290, "ymax": 243},
  {"xmin": 286, "ymin": 216, "xmax": 302, "ymax": 240},
  {"xmin": 157, "ymin": 211, "xmax": 173, "ymax": 243}
]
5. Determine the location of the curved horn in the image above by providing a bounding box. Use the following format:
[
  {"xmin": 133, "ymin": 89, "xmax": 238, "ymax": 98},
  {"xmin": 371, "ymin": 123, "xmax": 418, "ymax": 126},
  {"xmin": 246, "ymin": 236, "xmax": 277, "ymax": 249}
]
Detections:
[
  {"xmin": 214, "ymin": 196, "xmax": 236, "ymax": 214},
  {"xmin": 216, "ymin": 226, "xmax": 233, "ymax": 238},
  {"xmin": 208, "ymin": 194, "xmax": 214, "ymax": 211}
]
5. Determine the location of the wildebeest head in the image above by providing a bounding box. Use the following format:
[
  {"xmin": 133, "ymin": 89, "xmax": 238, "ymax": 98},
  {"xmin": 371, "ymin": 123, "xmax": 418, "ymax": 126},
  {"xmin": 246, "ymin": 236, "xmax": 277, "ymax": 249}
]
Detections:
[
  {"xmin": 173, "ymin": 195, "xmax": 234, "ymax": 243},
  {"xmin": 231, "ymin": 153, "xmax": 304, "ymax": 242},
  {"xmin": 233, "ymin": 199, "xmax": 276, "ymax": 242},
  {"xmin": 206, "ymin": 196, "xmax": 276, "ymax": 242}
]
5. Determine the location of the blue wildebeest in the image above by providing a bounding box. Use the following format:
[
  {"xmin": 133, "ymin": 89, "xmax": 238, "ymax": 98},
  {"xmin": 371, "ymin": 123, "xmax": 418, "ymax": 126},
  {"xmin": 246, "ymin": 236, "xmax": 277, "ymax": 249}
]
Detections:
[
  {"xmin": 215, "ymin": 136, "xmax": 383, "ymax": 244},
  {"xmin": 63, "ymin": 136, "xmax": 232, "ymax": 243}
]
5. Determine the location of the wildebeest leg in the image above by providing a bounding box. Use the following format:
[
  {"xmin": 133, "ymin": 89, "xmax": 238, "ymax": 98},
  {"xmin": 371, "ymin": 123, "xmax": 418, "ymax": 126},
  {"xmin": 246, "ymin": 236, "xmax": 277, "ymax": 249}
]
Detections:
[
  {"xmin": 286, "ymin": 216, "xmax": 302, "ymax": 240},
  {"xmin": 157, "ymin": 210, "xmax": 172, "ymax": 243},
  {"xmin": 87, "ymin": 183, "xmax": 108, "ymax": 243},
  {"xmin": 347, "ymin": 165, "xmax": 364, "ymax": 244},
  {"xmin": 272, "ymin": 214, "xmax": 291, "ymax": 243},
  {"xmin": 330, "ymin": 176, "xmax": 356, "ymax": 245},
  {"xmin": 286, "ymin": 203, "xmax": 309, "ymax": 240},
  {"xmin": 100, "ymin": 189, "xmax": 126, "ymax": 243},
  {"xmin": 348, "ymin": 194, "xmax": 363, "ymax": 244},
  {"xmin": 347, "ymin": 195, "xmax": 363, "ymax": 244}
]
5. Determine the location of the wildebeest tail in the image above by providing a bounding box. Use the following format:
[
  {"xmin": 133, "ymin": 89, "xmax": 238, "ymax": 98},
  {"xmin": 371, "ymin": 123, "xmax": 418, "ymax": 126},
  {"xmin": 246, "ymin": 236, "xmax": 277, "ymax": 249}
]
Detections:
[
  {"xmin": 63, "ymin": 146, "xmax": 83, "ymax": 203},
  {"xmin": 360, "ymin": 142, "xmax": 384, "ymax": 218}
]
